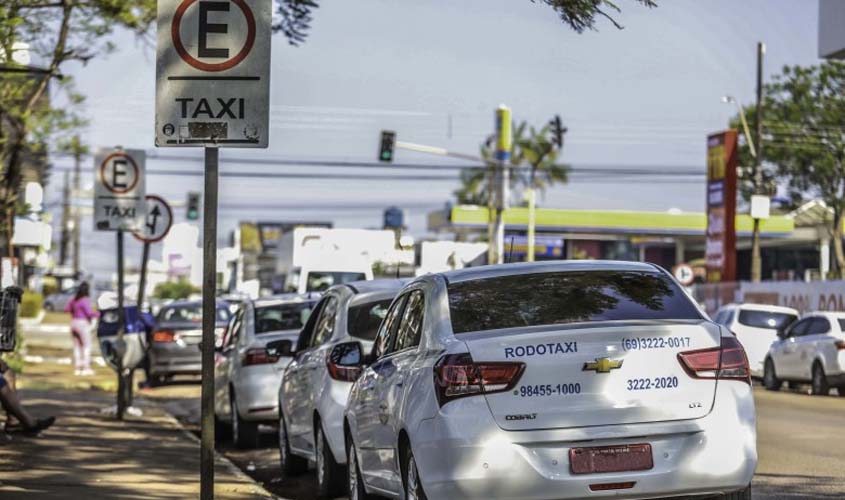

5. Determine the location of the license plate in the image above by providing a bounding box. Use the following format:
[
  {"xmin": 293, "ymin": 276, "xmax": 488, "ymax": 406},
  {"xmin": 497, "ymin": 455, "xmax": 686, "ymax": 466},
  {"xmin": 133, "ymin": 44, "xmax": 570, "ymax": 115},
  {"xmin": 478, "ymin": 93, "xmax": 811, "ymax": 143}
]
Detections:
[{"xmin": 569, "ymin": 443, "xmax": 653, "ymax": 475}]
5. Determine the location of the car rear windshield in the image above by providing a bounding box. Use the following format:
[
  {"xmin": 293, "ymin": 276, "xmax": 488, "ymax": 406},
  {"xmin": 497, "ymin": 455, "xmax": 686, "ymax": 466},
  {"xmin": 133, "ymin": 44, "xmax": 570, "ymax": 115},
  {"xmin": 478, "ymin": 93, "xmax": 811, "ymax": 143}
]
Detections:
[
  {"xmin": 254, "ymin": 302, "xmax": 316, "ymax": 334},
  {"xmin": 737, "ymin": 310, "xmax": 797, "ymax": 330},
  {"xmin": 158, "ymin": 305, "xmax": 229, "ymax": 324},
  {"xmin": 838, "ymin": 319, "xmax": 845, "ymax": 331},
  {"xmin": 346, "ymin": 299, "xmax": 392, "ymax": 340},
  {"xmin": 447, "ymin": 270, "xmax": 702, "ymax": 334}
]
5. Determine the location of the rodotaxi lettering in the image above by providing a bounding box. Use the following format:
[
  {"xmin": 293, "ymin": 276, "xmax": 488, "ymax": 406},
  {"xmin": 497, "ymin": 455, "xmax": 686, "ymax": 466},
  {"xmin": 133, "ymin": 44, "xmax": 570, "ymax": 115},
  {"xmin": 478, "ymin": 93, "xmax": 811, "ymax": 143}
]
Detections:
[{"xmin": 504, "ymin": 341, "xmax": 577, "ymax": 359}]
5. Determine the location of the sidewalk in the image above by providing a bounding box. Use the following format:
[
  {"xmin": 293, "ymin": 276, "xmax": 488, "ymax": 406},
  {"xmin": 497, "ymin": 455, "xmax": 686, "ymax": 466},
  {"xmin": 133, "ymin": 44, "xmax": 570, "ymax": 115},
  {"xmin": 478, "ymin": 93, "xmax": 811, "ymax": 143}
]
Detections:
[{"xmin": 0, "ymin": 386, "xmax": 278, "ymax": 499}]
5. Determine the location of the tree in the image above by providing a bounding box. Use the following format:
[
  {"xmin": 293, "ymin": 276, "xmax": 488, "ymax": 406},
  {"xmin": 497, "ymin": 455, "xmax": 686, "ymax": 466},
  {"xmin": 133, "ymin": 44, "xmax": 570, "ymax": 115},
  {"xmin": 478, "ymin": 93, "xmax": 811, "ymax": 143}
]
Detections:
[
  {"xmin": 738, "ymin": 61, "xmax": 845, "ymax": 277},
  {"xmin": 0, "ymin": 0, "xmax": 155, "ymax": 275},
  {"xmin": 274, "ymin": 0, "xmax": 657, "ymax": 45},
  {"xmin": 453, "ymin": 120, "xmax": 569, "ymax": 209}
]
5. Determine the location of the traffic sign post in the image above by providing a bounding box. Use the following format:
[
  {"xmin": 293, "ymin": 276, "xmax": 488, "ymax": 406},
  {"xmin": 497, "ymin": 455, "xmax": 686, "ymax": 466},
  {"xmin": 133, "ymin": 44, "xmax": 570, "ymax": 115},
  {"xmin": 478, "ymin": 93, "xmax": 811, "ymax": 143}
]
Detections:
[
  {"xmin": 155, "ymin": 1, "xmax": 271, "ymax": 497},
  {"xmin": 94, "ymin": 148, "xmax": 146, "ymax": 421}
]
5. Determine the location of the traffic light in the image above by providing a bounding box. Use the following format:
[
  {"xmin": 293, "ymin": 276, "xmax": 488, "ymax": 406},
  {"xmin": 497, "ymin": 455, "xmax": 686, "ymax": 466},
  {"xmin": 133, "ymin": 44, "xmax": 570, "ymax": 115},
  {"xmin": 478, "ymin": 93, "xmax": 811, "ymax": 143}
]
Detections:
[
  {"xmin": 379, "ymin": 130, "xmax": 396, "ymax": 163},
  {"xmin": 550, "ymin": 115, "xmax": 567, "ymax": 148},
  {"xmin": 187, "ymin": 192, "xmax": 200, "ymax": 221}
]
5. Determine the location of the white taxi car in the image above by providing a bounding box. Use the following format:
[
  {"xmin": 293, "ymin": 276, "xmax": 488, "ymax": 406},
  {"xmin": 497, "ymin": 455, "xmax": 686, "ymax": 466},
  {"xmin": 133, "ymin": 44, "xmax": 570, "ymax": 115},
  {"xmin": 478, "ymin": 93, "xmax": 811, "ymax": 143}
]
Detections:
[
  {"xmin": 343, "ymin": 261, "xmax": 756, "ymax": 500},
  {"xmin": 277, "ymin": 280, "xmax": 405, "ymax": 498},
  {"xmin": 764, "ymin": 311, "xmax": 845, "ymax": 396},
  {"xmin": 713, "ymin": 303, "xmax": 798, "ymax": 378}
]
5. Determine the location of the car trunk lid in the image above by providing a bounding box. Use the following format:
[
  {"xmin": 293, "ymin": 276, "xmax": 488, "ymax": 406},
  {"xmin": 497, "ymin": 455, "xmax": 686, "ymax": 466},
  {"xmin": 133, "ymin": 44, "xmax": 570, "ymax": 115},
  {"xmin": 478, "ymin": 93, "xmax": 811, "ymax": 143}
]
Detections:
[{"xmin": 461, "ymin": 320, "xmax": 721, "ymax": 431}]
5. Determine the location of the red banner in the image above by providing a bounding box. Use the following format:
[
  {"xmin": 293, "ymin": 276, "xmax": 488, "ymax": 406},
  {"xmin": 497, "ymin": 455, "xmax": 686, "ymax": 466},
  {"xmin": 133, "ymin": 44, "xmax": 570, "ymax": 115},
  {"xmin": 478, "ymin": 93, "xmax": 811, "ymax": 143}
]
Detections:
[{"xmin": 705, "ymin": 131, "xmax": 738, "ymax": 282}]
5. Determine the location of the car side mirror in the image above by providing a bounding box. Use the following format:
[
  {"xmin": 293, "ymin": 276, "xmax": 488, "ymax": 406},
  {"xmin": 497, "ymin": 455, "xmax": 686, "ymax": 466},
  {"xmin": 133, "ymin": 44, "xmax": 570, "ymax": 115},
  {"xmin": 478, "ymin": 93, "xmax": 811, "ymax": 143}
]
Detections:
[
  {"xmin": 327, "ymin": 341, "xmax": 366, "ymax": 381},
  {"xmin": 266, "ymin": 339, "xmax": 295, "ymax": 358},
  {"xmin": 777, "ymin": 329, "xmax": 789, "ymax": 340}
]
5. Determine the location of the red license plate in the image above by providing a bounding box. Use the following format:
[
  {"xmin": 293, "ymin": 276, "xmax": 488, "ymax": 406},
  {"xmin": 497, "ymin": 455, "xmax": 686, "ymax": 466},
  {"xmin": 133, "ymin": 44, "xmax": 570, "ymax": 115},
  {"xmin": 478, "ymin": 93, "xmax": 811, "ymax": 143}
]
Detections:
[{"xmin": 569, "ymin": 443, "xmax": 653, "ymax": 475}]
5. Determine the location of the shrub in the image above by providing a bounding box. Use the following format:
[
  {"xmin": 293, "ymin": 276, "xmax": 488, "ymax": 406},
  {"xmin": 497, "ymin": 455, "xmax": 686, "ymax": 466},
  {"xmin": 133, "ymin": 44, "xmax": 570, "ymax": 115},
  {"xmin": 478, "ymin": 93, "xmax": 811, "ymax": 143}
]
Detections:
[
  {"xmin": 153, "ymin": 280, "xmax": 199, "ymax": 300},
  {"xmin": 19, "ymin": 291, "xmax": 43, "ymax": 318}
]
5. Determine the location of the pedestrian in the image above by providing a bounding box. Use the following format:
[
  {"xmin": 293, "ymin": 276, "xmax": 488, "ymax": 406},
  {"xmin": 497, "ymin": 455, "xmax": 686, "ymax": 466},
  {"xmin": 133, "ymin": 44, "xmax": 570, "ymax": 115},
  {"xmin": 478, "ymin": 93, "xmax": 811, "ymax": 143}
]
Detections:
[{"xmin": 64, "ymin": 282, "xmax": 99, "ymax": 376}]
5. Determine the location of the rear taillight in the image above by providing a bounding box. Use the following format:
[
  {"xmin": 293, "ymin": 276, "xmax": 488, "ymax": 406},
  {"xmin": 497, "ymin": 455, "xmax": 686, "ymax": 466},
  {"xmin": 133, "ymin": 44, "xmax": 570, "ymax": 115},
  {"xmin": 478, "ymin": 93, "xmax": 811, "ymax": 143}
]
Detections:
[
  {"xmin": 242, "ymin": 348, "xmax": 279, "ymax": 366},
  {"xmin": 677, "ymin": 336, "xmax": 750, "ymax": 384},
  {"xmin": 153, "ymin": 330, "xmax": 176, "ymax": 343},
  {"xmin": 433, "ymin": 353, "xmax": 525, "ymax": 406},
  {"xmin": 835, "ymin": 340, "xmax": 845, "ymax": 351},
  {"xmin": 327, "ymin": 361, "xmax": 362, "ymax": 382}
]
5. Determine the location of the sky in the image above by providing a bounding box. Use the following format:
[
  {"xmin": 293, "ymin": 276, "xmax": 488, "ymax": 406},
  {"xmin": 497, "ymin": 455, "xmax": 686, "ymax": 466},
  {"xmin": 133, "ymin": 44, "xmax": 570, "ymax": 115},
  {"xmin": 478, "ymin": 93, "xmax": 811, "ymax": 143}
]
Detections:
[{"xmin": 44, "ymin": 0, "xmax": 823, "ymax": 279}]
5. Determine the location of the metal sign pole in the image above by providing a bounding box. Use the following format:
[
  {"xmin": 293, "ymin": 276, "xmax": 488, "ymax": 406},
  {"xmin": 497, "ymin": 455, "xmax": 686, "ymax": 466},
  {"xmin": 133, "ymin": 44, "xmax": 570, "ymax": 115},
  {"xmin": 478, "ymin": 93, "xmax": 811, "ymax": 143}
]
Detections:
[
  {"xmin": 200, "ymin": 146, "xmax": 219, "ymax": 500},
  {"xmin": 116, "ymin": 229, "xmax": 126, "ymax": 420}
]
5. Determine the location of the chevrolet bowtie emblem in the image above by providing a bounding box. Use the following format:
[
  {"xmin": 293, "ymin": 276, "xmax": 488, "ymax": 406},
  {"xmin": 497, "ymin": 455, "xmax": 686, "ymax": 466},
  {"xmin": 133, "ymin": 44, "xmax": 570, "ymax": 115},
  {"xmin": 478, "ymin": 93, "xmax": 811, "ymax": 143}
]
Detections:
[{"xmin": 583, "ymin": 358, "xmax": 623, "ymax": 373}]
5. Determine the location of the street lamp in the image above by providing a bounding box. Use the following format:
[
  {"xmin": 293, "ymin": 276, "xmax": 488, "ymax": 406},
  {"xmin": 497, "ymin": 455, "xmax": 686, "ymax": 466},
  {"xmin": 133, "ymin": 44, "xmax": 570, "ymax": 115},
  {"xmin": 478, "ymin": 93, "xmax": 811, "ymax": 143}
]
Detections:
[{"xmin": 722, "ymin": 95, "xmax": 756, "ymax": 158}]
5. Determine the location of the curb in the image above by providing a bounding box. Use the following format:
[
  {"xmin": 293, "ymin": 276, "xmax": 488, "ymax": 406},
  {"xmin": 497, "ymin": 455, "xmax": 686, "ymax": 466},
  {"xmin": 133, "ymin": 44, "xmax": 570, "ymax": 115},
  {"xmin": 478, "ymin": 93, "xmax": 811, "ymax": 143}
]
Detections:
[{"xmin": 158, "ymin": 409, "xmax": 287, "ymax": 500}]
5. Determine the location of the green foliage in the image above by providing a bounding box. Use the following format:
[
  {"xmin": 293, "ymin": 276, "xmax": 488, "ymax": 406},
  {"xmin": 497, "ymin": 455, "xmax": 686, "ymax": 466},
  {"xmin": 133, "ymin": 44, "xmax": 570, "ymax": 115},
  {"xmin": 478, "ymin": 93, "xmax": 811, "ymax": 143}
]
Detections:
[
  {"xmin": 19, "ymin": 290, "xmax": 42, "ymax": 317},
  {"xmin": 273, "ymin": 0, "xmax": 656, "ymax": 45},
  {"xmin": 153, "ymin": 280, "xmax": 200, "ymax": 300},
  {"xmin": 732, "ymin": 61, "xmax": 845, "ymax": 275},
  {"xmin": 454, "ymin": 120, "xmax": 570, "ymax": 206}
]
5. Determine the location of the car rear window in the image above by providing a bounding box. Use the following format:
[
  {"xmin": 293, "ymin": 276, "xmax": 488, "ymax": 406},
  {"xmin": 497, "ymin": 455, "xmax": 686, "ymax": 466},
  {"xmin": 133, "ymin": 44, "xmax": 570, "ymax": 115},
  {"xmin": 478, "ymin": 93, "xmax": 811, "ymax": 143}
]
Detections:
[
  {"xmin": 737, "ymin": 310, "xmax": 796, "ymax": 330},
  {"xmin": 346, "ymin": 299, "xmax": 392, "ymax": 340},
  {"xmin": 447, "ymin": 270, "xmax": 702, "ymax": 334},
  {"xmin": 838, "ymin": 319, "xmax": 845, "ymax": 331},
  {"xmin": 158, "ymin": 305, "xmax": 229, "ymax": 323},
  {"xmin": 254, "ymin": 302, "xmax": 316, "ymax": 334}
]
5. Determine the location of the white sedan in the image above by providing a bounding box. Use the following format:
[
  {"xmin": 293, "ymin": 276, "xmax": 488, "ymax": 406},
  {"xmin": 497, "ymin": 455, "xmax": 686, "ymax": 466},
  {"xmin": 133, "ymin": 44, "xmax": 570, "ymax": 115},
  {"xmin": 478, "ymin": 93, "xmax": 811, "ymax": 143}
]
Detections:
[
  {"xmin": 343, "ymin": 261, "xmax": 757, "ymax": 500},
  {"xmin": 764, "ymin": 311, "xmax": 845, "ymax": 396},
  {"xmin": 713, "ymin": 303, "xmax": 798, "ymax": 378}
]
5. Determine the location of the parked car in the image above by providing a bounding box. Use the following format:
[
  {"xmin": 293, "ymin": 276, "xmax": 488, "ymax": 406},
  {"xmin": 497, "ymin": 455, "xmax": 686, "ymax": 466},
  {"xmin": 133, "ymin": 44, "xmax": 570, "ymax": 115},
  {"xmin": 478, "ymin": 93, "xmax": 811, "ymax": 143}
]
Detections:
[
  {"xmin": 147, "ymin": 300, "xmax": 231, "ymax": 385},
  {"xmin": 764, "ymin": 311, "xmax": 845, "ymax": 395},
  {"xmin": 713, "ymin": 303, "xmax": 798, "ymax": 378},
  {"xmin": 344, "ymin": 261, "xmax": 756, "ymax": 500},
  {"xmin": 276, "ymin": 280, "xmax": 405, "ymax": 497},
  {"xmin": 214, "ymin": 293, "xmax": 320, "ymax": 448},
  {"xmin": 45, "ymin": 285, "xmax": 98, "ymax": 312}
]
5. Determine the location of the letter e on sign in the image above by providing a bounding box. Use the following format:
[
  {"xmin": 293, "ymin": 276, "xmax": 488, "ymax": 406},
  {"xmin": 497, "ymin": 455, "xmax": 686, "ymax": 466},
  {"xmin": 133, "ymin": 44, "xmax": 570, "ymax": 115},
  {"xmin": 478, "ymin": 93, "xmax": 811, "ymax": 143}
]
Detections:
[{"xmin": 155, "ymin": 0, "xmax": 271, "ymax": 148}]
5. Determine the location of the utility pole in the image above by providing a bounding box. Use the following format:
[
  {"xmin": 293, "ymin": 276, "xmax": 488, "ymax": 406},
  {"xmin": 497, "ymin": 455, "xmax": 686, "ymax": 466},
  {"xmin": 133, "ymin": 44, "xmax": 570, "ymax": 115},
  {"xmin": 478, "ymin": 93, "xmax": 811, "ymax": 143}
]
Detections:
[
  {"xmin": 493, "ymin": 105, "xmax": 512, "ymax": 265},
  {"xmin": 59, "ymin": 171, "xmax": 70, "ymax": 266},
  {"xmin": 72, "ymin": 135, "xmax": 82, "ymax": 277},
  {"xmin": 751, "ymin": 42, "xmax": 765, "ymax": 283}
]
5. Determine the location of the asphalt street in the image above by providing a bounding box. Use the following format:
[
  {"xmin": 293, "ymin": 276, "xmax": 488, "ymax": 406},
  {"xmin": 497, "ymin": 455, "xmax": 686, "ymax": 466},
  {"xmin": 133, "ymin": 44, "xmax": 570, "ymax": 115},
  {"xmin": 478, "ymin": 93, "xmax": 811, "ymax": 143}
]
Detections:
[{"xmin": 206, "ymin": 386, "xmax": 845, "ymax": 499}]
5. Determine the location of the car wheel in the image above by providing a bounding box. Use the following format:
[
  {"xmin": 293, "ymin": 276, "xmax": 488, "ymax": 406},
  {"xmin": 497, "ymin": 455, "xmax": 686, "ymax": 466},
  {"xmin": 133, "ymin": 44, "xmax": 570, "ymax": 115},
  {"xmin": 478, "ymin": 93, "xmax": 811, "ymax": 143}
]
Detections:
[
  {"xmin": 838, "ymin": 386, "xmax": 845, "ymax": 397},
  {"xmin": 402, "ymin": 445, "xmax": 428, "ymax": 500},
  {"xmin": 811, "ymin": 362, "xmax": 830, "ymax": 396},
  {"xmin": 722, "ymin": 485, "xmax": 751, "ymax": 499},
  {"xmin": 231, "ymin": 393, "xmax": 259, "ymax": 448},
  {"xmin": 315, "ymin": 423, "xmax": 344, "ymax": 498},
  {"xmin": 763, "ymin": 358, "xmax": 781, "ymax": 391},
  {"xmin": 278, "ymin": 413, "xmax": 307, "ymax": 478},
  {"xmin": 347, "ymin": 437, "xmax": 372, "ymax": 500},
  {"xmin": 214, "ymin": 414, "xmax": 230, "ymax": 444}
]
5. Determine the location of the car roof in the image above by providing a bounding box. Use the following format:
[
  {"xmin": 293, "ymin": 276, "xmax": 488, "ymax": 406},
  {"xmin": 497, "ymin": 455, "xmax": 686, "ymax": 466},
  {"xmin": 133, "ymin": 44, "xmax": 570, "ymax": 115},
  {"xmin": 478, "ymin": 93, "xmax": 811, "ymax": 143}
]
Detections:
[
  {"xmin": 725, "ymin": 303, "xmax": 798, "ymax": 314},
  {"xmin": 805, "ymin": 311, "xmax": 845, "ymax": 319},
  {"xmin": 337, "ymin": 279, "xmax": 409, "ymax": 294},
  {"xmin": 162, "ymin": 300, "xmax": 228, "ymax": 308},
  {"xmin": 441, "ymin": 260, "xmax": 661, "ymax": 284},
  {"xmin": 253, "ymin": 293, "xmax": 320, "ymax": 307}
]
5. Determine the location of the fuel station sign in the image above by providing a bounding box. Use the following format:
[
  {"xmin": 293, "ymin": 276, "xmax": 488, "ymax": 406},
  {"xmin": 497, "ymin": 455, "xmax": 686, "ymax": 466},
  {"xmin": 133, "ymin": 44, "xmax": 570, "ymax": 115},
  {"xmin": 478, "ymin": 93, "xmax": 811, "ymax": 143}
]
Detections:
[
  {"xmin": 705, "ymin": 131, "xmax": 738, "ymax": 283},
  {"xmin": 155, "ymin": 0, "xmax": 271, "ymax": 148}
]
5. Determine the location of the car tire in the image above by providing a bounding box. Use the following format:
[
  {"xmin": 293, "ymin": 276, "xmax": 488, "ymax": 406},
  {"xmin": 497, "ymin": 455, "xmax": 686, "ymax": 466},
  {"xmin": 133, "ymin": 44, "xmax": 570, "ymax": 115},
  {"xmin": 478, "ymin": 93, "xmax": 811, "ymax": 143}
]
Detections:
[
  {"xmin": 231, "ymin": 393, "xmax": 259, "ymax": 448},
  {"xmin": 347, "ymin": 437, "xmax": 373, "ymax": 500},
  {"xmin": 763, "ymin": 358, "xmax": 781, "ymax": 391},
  {"xmin": 402, "ymin": 445, "xmax": 428, "ymax": 500},
  {"xmin": 811, "ymin": 362, "xmax": 830, "ymax": 396},
  {"xmin": 838, "ymin": 386, "xmax": 845, "ymax": 397},
  {"xmin": 315, "ymin": 423, "xmax": 344, "ymax": 498},
  {"xmin": 214, "ymin": 414, "xmax": 230, "ymax": 443},
  {"xmin": 721, "ymin": 485, "xmax": 751, "ymax": 499},
  {"xmin": 278, "ymin": 413, "xmax": 307, "ymax": 478}
]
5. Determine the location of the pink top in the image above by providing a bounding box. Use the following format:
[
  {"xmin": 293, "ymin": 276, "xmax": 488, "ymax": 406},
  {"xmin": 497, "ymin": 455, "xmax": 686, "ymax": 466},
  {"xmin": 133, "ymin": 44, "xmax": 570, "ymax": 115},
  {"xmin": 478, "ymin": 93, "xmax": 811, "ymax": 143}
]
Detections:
[{"xmin": 65, "ymin": 297, "xmax": 100, "ymax": 322}]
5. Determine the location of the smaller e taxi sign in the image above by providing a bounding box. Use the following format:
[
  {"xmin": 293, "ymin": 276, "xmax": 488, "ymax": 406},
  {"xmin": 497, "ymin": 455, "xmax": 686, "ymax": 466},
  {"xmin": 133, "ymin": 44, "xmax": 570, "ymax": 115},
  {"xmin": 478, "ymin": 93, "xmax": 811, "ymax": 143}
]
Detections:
[
  {"xmin": 94, "ymin": 149, "xmax": 146, "ymax": 232},
  {"xmin": 155, "ymin": 0, "xmax": 271, "ymax": 148}
]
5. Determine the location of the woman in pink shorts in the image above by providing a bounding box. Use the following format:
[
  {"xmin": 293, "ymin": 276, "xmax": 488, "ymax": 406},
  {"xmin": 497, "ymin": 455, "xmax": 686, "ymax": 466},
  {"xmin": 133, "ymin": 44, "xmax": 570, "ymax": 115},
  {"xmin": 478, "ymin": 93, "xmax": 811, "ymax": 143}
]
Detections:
[{"xmin": 64, "ymin": 282, "xmax": 99, "ymax": 376}]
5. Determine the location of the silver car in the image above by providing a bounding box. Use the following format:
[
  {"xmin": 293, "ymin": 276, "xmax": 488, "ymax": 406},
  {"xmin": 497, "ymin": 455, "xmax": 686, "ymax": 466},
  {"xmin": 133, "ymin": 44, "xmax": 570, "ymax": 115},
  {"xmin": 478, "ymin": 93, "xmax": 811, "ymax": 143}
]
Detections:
[
  {"xmin": 214, "ymin": 293, "xmax": 320, "ymax": 448},
  {"xmin": 277, "ymin": 280, "xmax": 405, "ymax": 498}
]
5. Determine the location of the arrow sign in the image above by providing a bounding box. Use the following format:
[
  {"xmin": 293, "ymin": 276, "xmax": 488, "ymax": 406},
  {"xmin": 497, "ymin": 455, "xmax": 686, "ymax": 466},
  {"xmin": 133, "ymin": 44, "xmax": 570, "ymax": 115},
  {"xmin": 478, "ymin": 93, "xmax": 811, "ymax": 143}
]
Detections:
[{"xmin": 133, "ymin": 195, "xmax": 173, "ymax": 243}]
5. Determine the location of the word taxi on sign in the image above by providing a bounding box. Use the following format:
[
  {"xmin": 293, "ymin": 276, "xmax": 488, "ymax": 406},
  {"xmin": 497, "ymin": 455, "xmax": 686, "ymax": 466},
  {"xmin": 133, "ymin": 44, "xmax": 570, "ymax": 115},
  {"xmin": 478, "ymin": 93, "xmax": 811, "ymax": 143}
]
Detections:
[{"xmin": 155, "ymin": 0, "xmax": 271, "ymax": 148}]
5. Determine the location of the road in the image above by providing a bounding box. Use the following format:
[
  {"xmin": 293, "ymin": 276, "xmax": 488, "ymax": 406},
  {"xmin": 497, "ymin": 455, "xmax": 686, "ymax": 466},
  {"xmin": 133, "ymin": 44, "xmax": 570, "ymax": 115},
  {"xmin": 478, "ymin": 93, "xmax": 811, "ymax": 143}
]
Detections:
[{"xmin": 204, "ymin": 386, "xmax": 845, "ymax": 499}]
